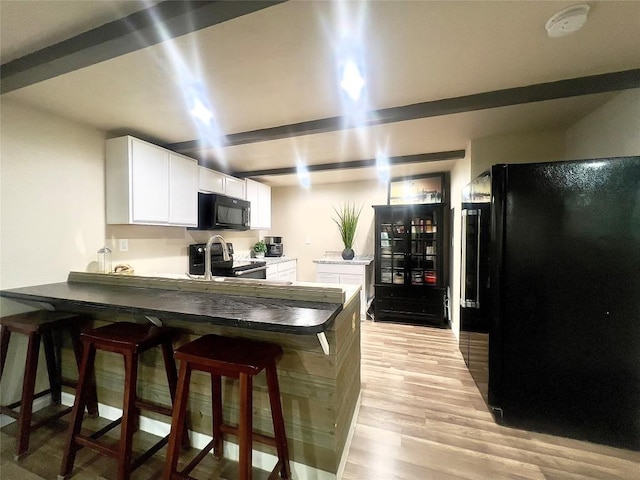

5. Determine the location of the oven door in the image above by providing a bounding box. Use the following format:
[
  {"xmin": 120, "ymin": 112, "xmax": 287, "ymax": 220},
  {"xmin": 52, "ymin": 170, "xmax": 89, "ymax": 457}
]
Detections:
[{"xmin": 233, "ymin": 265, "xmax": 267, "ymax": 279}]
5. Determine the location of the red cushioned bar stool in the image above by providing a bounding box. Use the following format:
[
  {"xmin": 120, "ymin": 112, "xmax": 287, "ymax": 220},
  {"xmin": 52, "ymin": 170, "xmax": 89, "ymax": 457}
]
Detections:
[
  {"xmin": 163, "ymin": 334, "xmax": 291, "ymax": 480},
  {"xmin": 0, "ymin": 310, "xmax": 98, "ymax": 460},
  {"xmin": 59, "ymin": 321, "xmax": 187, "ymax": 480}
]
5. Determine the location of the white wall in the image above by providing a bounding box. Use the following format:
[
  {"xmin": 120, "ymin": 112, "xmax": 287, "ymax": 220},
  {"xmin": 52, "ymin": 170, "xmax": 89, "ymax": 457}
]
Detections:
[
  {"xmin": 270, "ymin": 180, "xmax": 388, "ymax": 282},
  {"xmin": 0, "ymin": 100, "xmax": 106, "ymax": 292},
  {"xmin": 470, "ymin": 129, "xmax": 566, "ymax": 178},
  {"xmin": 0, "ymin": 99, "xmax": 106, "ymax": 404},
  {"xmin": 566, "ymin": 89, "xmax": 640, "ymax": 159}
]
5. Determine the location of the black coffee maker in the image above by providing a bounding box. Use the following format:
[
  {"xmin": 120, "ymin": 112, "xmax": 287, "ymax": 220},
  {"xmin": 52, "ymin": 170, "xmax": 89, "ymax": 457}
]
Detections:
[{"xmin": 264, "ymin": 236, "xmax": 283, "ymax": 257}]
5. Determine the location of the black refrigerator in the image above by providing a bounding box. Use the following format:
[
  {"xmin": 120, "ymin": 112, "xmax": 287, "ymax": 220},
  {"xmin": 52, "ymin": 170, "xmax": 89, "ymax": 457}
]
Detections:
[{"xmin": 460, "ymin": 157, "xmax": 640, "ymax": 451}]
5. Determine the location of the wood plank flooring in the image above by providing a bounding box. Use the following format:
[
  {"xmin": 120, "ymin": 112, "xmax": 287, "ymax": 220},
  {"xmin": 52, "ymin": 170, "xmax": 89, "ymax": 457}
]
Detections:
[
  {"xmin": 341, "ymin": 321, "xmax": 639, "ymax": 480},
  {"xmin": 1, "ymin": 320, "xmax": 638, "ymax": 479}
]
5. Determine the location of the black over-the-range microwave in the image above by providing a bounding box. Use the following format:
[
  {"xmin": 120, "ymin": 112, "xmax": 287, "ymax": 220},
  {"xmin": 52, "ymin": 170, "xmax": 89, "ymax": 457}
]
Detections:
[{"xmin": 192, "ymin": 192, "xmax": 250, "ymax": 231}]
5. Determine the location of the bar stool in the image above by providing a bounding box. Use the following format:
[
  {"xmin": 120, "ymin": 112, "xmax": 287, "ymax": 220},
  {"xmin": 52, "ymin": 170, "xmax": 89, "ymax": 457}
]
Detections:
[
  {"xmin": 59, "ymin": 321, "xmax": 184, "ymax": 480},
  {"xmin": 0, "ymin": 310, "xmax": 98, "ymax": 460},
  {"xmin": 163, "ymin": 334, "xmax": 291, "ymax": 480}
]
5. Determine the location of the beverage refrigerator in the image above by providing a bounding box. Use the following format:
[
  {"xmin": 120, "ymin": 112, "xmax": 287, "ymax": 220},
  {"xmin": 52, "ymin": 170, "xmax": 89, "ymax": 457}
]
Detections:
[{"xmin": 460, "ymin": 156, "xmax": 640, "ymax": 450}]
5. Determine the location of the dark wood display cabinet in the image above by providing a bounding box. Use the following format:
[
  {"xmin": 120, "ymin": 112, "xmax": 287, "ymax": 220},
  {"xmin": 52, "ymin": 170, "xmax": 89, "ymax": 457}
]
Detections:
[{"xmin": 373, "ymin": 204, "xmax": 449, "ymax": 326}]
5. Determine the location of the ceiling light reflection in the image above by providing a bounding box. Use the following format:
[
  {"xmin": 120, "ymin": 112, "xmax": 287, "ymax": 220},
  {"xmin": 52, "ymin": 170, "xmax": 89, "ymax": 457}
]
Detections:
[
  {"xmin": 297, "ymin": 161, "xmax": 311, "ymax": 189},
  {"xmin": 139, "ymin": 3, "xmax": 226, "ymax": 157},
  {"xmin": 340, "ymin": 59, "xmax": 365, "ymax": 101},
  {"xmin": 324, "ymin": 1, "xmax": 371, "ymax": 128},
  {"xmin": 376, "ymin": 151, "xmax": 390, "ymax": 185},
  {"xmin": 189, "ymin": 97, "xmax": 213, "ymax": 125}
]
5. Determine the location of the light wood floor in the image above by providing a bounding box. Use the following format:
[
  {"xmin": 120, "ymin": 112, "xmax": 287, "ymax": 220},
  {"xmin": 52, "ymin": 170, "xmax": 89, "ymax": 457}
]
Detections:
[{"xmin": 1, "ymin": 320, "xmax": 638, "ymax": 479}]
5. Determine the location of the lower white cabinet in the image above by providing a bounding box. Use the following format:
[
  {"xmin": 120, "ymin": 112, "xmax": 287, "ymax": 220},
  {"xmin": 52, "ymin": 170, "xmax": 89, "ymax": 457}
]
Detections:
[
  {"xmin": 106, "ymin": 136, "xmax": 198, "ymax": 227},
  {"xmin": 266, "ymin": 260, "xmax": 297, "ymax": 282},
  {"xmin": 316, "ymin": 262, "xmax": 373, "ymax": 319}
]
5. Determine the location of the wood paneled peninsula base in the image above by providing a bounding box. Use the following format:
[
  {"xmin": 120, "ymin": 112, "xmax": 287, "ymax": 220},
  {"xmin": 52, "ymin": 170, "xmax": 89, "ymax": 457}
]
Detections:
[{"xmin": 0, "ymin": 272, "xmax": 362, "ymax": 479}]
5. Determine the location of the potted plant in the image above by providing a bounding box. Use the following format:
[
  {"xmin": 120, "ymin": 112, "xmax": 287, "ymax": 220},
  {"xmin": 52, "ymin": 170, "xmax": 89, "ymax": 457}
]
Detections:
[
  {"xmin": 333, "ymin": 202, "xmax": 362, "ymax": 260},
  {"xmin": 253, "ymin": 240, "xmax": 267, "ymax": 258}
]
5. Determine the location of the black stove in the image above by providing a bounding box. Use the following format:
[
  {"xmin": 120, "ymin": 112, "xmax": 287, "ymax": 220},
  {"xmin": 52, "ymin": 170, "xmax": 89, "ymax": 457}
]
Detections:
[{"xmin": 188, "ymin": 243, "xmax": 267, "ymax": 279}]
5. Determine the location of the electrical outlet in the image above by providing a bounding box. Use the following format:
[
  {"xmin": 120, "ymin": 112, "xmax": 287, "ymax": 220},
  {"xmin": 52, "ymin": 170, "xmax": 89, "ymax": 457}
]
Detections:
[{"xmin": 119, "ymin": 239, "xmax": 129, "ymax": 252}]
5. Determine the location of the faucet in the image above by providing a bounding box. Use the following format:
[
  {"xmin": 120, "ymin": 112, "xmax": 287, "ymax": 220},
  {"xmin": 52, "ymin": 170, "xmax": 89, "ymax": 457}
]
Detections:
[{"xmin": 204, "ymin": 234, "xmax": 230, "ymax": 281}]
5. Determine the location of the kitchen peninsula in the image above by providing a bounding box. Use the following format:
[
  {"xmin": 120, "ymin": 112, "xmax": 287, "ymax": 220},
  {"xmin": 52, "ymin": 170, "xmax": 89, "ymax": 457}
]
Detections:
[{"xmin": 0, "ymin": 272, "xmax": 362, "ymax": 479}]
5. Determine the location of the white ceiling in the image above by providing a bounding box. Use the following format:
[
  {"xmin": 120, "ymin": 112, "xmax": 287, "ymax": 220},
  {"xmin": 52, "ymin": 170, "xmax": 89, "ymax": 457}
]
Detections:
[{"xmin": 1, "ymin": 1, "xmax": 639, "ymax": 186}]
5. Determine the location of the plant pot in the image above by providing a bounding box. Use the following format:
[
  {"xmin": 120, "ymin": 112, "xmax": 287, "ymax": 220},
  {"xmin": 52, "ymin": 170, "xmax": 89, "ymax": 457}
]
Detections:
[
  {"xmin": 255, "ymin": 252, "xmax": 265, "ymax": 259},
  {"xmin": 341, "ymin": 248, "xmax": 355, "ymax": 260}
]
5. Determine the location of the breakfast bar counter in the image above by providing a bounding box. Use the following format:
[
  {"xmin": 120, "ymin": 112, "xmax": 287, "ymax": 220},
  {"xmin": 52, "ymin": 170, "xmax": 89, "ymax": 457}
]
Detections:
[
  {"xmin": 0, "ymin": 274, "xmax": 344, "ymax": 335},
  {"xmin": 0, "ymin": 272, "xmax": 361, "ymax": 478}
]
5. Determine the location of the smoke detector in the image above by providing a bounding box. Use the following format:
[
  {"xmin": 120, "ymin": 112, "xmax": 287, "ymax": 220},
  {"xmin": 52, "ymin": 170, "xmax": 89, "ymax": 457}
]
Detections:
[{"xmin": 545, "ymin": 4, "xmax": 590, "ymax": 38}]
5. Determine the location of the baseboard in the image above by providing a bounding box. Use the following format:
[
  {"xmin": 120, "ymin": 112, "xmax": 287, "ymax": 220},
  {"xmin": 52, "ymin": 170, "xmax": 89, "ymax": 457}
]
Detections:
[
  {"xmin": 60, "ymin": 393, "xmax": 336, "ymax": 480},
  {"xmin": 0, "ymin": 395, "xmax": 53, "ymax": 428}
]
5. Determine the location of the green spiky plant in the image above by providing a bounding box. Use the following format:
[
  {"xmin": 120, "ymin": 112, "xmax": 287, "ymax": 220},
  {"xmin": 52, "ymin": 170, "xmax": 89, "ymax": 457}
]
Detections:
[{"xmin": 333, "ymin": 202, "xmax": 362, "ymax": 250}]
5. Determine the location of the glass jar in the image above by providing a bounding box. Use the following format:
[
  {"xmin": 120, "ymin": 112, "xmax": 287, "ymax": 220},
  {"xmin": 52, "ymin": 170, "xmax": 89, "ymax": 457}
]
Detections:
[{"xmin": 97, "ymin": 246, "xmax": 112, "ymax": 274}]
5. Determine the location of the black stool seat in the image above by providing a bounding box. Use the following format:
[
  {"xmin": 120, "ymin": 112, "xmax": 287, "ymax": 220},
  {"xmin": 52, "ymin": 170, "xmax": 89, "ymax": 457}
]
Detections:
[
  {"xmin": 59, "ymin": 321, "xmax": 184, "ymax": 480},
  {"xmin": 0, "ymin": 311, "xmax": 98, "ymax": 459},
  {"xmin": 163, "ymin": 334, "xmax": 291, "ymax": 480}
]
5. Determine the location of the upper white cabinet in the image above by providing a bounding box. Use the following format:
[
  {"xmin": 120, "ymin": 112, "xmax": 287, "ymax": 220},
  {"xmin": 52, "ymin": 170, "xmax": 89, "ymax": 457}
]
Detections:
[
  {"xmin": 198, "ymin": 167, "xmax": 246, "ymax": 200},
  {"xmin": 225, "ymin": 176, "xmax": 246, "ymax": 199},
  {"xmin": 169, "ymin": 153, "xmax": 199, "ymax": 226},
  {"xmin": 106, "ymin": 136, "xmax": 198, "ymax": 227},
  {"xmin": 245, "ymin": 178, "xmax": 272, "ymax": 230},
  {"xmin": 198, "ymin": 167, "xmax": 225, "ymax": 194}
]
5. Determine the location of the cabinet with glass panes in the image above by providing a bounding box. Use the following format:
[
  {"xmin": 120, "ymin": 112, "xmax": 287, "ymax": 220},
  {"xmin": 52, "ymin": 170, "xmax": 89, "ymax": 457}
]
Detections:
[{"xmin": 373, "ymin": 203, "xmax": 449, "ymax": 326}]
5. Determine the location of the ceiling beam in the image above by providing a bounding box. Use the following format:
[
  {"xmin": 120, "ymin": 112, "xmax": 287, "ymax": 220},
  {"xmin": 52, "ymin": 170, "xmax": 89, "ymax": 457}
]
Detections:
[
  {"xmin": 0, "ymin": 0, "xmax": 286, "ymax": 94},
  {"xmin": 167, "ymin": 69, "xmax": 640, "ymax": 154},
  {"xmin": 233, "ymin": 150, "xmax": 466, "ymax": 178}
]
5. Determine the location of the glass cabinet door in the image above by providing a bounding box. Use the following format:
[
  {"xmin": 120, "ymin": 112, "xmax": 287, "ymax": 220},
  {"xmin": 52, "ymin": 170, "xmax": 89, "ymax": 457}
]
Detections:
[
  {"xmin": 408, "ymin": 210, "xmax": 438, "ymax": 286},
  {"xmin": 378, "ymin": 208, "xmax": 407, "ymax": 285},
  {"xmin": 376, "ymin": 204, "xmax": 442, "ymax": 288}
]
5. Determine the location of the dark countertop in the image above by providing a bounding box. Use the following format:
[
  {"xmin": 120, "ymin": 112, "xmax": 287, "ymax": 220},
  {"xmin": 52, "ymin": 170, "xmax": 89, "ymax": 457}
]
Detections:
[{"xmin": 0, "ymin": 281, "xmax": 343, "ymax": 335}]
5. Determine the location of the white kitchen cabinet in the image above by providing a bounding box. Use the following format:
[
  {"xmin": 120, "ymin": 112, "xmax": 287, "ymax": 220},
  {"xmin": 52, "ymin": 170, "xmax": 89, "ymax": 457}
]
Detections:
[
  {"xmin": 266, "ymin": 265, "xmax": 278, "ymax": 281},
  {"xmin": 225, "ymin": 175, "xmax": 246, "ymax": 199},
  {"xmin": 198, "ymin": 167, "xmax": 245, "ymax": 199},
  {"xmin": 315, "ymin": 262, "xmax": 373, "ymax": 319},
  {"xmin": 198, "ymin": 167, "xmax": 225, "ymax": 194},
  {"xmin": 266, "ymin": 260, "xmax": 297, "ymax": 282},
  {"xmin": 245, "ymin": 178, "xmax": 272, "ymax": 230},
  {"xmin": 106, "ymin": 136, "xmax": 197, "ymax": 227},
  {"xmin": 169, "ymin": 153, "xmax": 199, "ymax": 226},
  {"xmin": 277, "ymin": 260, "xmax": 297, "ymax": 282}
]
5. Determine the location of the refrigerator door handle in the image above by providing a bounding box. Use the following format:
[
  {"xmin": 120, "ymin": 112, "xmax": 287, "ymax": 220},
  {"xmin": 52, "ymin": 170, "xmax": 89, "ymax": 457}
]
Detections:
[
  {"xmin": 460, "ymin": 209, "xmax": 468, "ymax": 306},
  {"xmin": 475, "ymin": 209, "xmax": 481, "ymax": 309}
]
